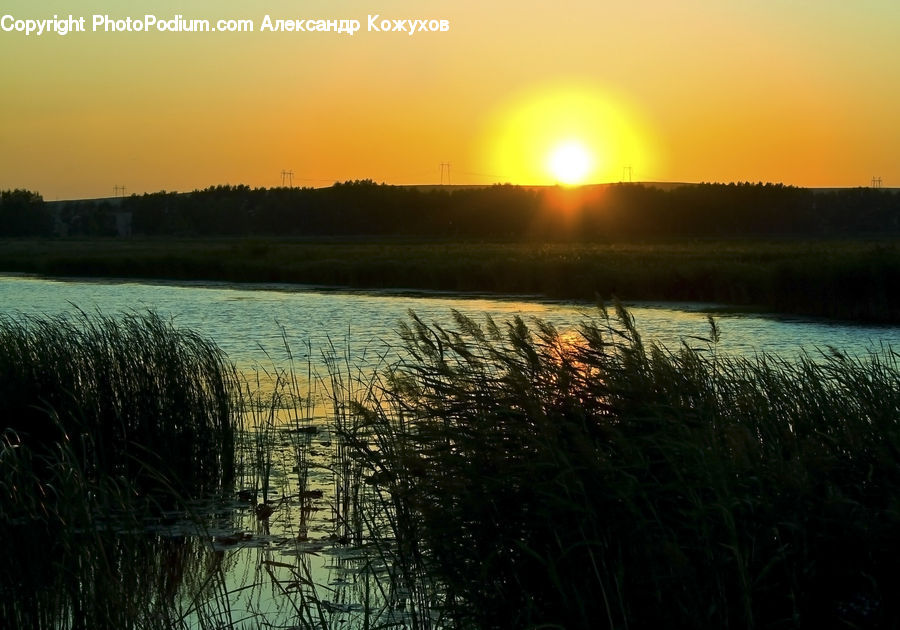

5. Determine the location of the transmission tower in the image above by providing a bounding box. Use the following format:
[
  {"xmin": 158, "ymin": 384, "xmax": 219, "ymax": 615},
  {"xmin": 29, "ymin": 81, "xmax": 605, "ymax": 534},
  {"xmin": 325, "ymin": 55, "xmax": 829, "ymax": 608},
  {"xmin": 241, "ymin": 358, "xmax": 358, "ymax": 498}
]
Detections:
[
  {"xmin": 872, "ymin": 176, "xmax": 883, "ymax": 189},
  {"xmin": 623, "ymin": 166, "xmax": 633, "ymax": 183},
  {"xmin": 281, "ymin": 170, "xmax": 294, "ymax": 188},
  {"xmin": 113, "ymin": 185, "xmax": 126, "ymax": 197},
  {"xmin": 440, "ymin": 162, "xmax": 451, "ymax": 185}
]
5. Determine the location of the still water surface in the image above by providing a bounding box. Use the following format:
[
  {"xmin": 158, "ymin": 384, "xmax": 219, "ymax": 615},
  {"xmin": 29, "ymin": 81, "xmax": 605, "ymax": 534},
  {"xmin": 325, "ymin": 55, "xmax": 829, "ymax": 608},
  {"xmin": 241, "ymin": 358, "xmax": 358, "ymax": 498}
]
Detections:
[{"xmin": 1, "ymin": 273, "xmax": 899, "ymax": 365}]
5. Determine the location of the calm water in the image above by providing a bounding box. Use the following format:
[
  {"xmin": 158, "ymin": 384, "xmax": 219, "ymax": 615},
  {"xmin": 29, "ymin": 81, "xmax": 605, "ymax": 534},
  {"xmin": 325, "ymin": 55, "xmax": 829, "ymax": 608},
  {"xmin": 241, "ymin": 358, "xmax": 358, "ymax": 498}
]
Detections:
[
  {"xmin": 4, "ymin": 272, "xmax": 900, "ymax": 626},
  {"xmin": 1, "ymin": 274, "xmax": 898, "ymax": 365}
]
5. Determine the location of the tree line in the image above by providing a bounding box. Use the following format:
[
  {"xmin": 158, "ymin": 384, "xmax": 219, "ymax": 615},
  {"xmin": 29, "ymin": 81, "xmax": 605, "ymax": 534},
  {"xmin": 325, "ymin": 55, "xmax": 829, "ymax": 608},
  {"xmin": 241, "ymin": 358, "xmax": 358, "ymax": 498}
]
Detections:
[{"xmin": 3, "ymin": 181, "xmax": 900, "ymax": 238}]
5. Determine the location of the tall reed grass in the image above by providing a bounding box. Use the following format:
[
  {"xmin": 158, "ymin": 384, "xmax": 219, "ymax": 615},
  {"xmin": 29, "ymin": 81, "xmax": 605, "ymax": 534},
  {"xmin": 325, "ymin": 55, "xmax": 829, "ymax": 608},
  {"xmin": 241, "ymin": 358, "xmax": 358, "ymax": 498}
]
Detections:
[
  {"xmin": 0, "ymin": 310, "xmax": 238, "ymax": 500},
  {"xmin": 345, "ymin": 305, "xmax": 900, "ymax": 629},
  {"xmin": 5, "ymin": 305, "xmax": 900, "ymax": 629},
  {"xmin": 1, "ymin": 311, "xmax": 241, "ymax": 630}
]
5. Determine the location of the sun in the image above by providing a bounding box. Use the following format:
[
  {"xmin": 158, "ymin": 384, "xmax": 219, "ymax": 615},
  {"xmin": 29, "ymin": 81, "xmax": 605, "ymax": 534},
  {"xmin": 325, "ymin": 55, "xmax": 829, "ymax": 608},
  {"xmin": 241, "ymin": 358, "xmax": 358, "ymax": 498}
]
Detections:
[
  {"xmin": 547, "ymin": 140, "xmax": 592, "ymax": 185},
  {"xmin": 485, "ymin": 82, "xmax": 659, "ymax": 185}
]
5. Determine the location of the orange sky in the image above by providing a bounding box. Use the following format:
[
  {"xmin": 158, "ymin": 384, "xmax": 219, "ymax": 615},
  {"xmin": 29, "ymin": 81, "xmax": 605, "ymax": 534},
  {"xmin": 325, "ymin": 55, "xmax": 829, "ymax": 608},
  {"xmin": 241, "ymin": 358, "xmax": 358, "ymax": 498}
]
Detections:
[{"xmin": 1, "ymin": 0, "xmax": 898, "ymax": 199}]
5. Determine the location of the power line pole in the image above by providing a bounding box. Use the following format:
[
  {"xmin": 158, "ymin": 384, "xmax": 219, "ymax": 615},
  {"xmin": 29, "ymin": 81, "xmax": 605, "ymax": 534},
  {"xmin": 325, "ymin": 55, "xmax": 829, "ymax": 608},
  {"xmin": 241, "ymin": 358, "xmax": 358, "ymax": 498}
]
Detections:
[{"xmin": 623, "ymin": 166, "xmax": 633, "ymax": 183}]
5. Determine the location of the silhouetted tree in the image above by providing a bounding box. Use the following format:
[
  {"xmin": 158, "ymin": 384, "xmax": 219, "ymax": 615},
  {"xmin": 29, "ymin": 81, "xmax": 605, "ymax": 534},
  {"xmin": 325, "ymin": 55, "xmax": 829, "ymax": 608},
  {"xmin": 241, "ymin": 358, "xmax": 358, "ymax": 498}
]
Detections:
[
  {"xmin": 0, "ymin": 189, "xmax": 50, "ymax": 236},
  {"xmin": 29, "ymin": 182, "xmax": 899, "ymax": 239}
]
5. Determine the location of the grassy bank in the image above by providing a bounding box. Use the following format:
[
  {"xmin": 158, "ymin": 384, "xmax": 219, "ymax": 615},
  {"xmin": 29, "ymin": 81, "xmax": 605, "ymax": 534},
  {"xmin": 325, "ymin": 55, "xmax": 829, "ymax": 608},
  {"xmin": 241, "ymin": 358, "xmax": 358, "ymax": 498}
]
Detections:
[
  {"xmin": 3, "ymin": 308, "xmax": 900, "ymax": 628},
  {"xmin": 2, "ymin": 237, "xmax": 900, "ymax": 322}
]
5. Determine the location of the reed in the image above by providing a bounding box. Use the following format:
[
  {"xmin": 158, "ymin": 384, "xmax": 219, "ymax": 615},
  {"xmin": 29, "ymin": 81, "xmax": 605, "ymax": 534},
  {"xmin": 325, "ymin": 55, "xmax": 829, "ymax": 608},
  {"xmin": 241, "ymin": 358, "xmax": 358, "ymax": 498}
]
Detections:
[
  {"xmin": 0, "ymin": 410, "xmax": 233, "ymax": 630},
  {"xmin": 5, "ymin": 306, "xmax": 900, "ymax": 628},
  {"xmin": 347, "ymin": 305, "xmax": 900, "ymax": 629},
  {"xmin": 0, "ymin": 310, "xmax": 239, "ymax": 498},
  {"xmin": 0, "ymin": 311, "xmax": 241, "ymax": 629}
]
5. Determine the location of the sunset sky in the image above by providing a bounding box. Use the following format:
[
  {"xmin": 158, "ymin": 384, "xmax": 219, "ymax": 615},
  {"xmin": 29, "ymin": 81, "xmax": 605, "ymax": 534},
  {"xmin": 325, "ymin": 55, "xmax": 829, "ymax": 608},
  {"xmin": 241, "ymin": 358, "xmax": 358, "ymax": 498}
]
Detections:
[{"xmin": 2, "ymin": 0, "xmax": 898, "ymax": 199}]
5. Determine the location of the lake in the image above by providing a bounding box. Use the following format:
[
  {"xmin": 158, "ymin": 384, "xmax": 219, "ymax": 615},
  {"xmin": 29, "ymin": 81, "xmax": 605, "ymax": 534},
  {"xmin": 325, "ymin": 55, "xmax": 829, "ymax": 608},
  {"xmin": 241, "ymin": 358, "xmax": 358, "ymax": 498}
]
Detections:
[
  {"xmin": 4, "ymin": 272, "xmax": 900, "ymax": 627},
  {"xmin": 3, "ymin": 274, "xmax": 899, "ymax": 366}
]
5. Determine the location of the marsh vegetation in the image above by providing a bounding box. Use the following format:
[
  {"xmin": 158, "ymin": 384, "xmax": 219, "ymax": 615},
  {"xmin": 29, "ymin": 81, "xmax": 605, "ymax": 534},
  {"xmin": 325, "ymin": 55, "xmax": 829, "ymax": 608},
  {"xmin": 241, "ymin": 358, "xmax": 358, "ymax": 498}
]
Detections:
[
  {"xmin": 3, "ymin": 237, "xmax": 900, "ymax": 323},
  {"xmin": 2, "ymin": 307, "xmax": 900, "ymax": 628}
]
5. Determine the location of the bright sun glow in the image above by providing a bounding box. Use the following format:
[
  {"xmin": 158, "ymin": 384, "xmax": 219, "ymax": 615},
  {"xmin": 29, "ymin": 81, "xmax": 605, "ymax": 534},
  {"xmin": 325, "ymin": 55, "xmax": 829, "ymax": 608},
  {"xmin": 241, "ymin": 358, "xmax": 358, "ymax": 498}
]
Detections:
[
  {"xmin": 486, "ymin": 83, "xmax": 658, "ymax": 185},
  {"xmin": 547, "ymin": 141, "xmax": 592, "ymax": 185}
]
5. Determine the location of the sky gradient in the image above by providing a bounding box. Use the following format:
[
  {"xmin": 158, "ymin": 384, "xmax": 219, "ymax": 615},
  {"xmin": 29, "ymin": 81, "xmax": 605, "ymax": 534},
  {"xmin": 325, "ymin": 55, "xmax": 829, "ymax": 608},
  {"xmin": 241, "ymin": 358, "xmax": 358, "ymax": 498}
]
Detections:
[{"xmin": 2, "ymin": 0, "xmax": 899, "ymax": 199}]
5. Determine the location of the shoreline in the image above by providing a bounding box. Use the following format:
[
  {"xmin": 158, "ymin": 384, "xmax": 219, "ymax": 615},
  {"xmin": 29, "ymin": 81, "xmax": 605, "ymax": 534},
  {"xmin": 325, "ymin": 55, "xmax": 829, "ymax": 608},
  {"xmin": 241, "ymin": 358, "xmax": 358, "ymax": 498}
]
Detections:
[{"xmin": 2, "ymin": 236, "xmax": 900, "ymax": 323}]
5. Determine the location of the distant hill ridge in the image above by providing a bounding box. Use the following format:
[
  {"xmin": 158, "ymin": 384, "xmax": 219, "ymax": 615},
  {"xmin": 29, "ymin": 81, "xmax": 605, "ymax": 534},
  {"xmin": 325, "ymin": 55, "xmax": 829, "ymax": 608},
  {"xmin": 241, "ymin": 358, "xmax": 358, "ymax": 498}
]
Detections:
[{"xmin": 44, "ymin": 181, "xmax": 896, "ymax": 205}]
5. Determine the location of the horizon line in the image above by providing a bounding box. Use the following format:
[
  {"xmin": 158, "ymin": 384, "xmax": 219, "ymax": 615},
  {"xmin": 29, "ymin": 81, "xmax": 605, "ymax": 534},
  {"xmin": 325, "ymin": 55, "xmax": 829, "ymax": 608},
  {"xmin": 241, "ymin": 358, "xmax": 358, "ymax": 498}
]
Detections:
[{"xmin": 37, "ymin": 180, "xmax": 897, "ymax": 204}]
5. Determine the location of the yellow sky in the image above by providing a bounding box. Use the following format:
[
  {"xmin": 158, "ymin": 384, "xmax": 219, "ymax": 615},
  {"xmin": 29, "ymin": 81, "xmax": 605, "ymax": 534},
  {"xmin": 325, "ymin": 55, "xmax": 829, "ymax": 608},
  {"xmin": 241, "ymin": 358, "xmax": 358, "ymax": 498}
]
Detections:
[{"xmin": 1, "ymin": 0, "xmax": 898, "ymax": 199}]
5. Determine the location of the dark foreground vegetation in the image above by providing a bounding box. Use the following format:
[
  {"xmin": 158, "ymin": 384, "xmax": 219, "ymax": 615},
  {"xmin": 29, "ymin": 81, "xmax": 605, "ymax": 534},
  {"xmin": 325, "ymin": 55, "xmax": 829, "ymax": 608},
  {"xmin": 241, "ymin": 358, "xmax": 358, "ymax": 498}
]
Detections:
[
  {"xmin": 0, "ymin": 312, "xmax": 240, "ymax": 628},
  {"xmin": 3, "ymin": 308, "xmax": 900, "ymax": 628},
  {"xmin": 351, "ymin": 307, "xmax": 900, "ymax": 628}
]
